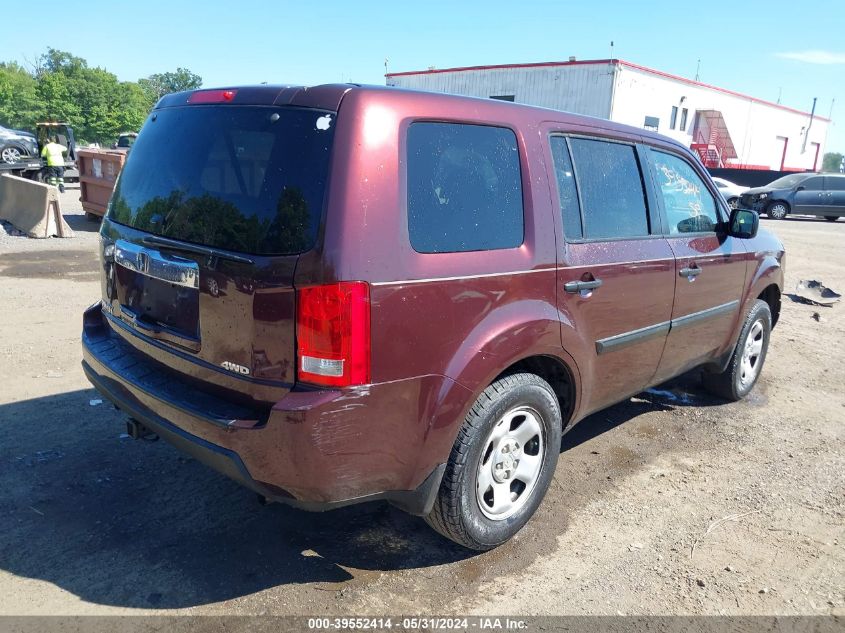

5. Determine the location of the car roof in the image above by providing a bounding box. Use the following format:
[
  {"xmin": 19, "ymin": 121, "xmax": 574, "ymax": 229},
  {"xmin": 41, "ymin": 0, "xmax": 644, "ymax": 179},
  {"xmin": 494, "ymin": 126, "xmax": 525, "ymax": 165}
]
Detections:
[{"xmin": 158, "ymin": 83, "xmax": 692, "ymax": 154}]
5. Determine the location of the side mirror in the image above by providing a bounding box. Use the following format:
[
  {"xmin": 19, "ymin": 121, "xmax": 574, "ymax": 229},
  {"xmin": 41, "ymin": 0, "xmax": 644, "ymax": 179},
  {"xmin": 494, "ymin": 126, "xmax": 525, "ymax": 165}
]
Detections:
[
  {"xmin": 729, "ymin": 208, "xmax": 759, "ymax": 239},
  {"xmin": 796, "ymin": 185, "xmax": 806, "ymax": 191}
]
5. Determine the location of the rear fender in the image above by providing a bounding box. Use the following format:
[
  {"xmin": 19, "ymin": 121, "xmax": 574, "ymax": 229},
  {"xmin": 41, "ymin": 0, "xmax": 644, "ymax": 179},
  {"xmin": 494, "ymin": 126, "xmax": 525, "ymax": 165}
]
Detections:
[{"xmin": 419, "ymin": 300, "xmax": 582, "ymax": 470}]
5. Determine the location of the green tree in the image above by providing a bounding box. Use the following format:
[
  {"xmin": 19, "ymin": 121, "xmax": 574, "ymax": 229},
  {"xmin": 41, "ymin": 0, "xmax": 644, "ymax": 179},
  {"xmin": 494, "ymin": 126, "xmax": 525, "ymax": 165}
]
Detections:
[
  {"xmin": 0, "ymin": 49, "xmax": 201, "ymax": 145},
  {"xmin": 822, "ymin": 152, "xmax": 843, "ymax": 172},
  {"xmin": 0, "ymin": 62, "xmax": 40, "ymax": 129},
  {"xmin": 139, "ymin": 68, "xmax": 203, "ymax": 102}
]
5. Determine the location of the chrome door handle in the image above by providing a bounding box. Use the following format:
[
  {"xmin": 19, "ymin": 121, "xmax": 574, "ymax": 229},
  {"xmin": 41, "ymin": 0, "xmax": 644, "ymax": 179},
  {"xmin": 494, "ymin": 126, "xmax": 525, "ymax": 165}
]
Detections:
[
  {"xmin": 564, "ymin": 279, "xmax": 603, "ymax": 293},
  {"xmin": 679, "ymin": 266, "xmax": 702, "ymax": 278}
]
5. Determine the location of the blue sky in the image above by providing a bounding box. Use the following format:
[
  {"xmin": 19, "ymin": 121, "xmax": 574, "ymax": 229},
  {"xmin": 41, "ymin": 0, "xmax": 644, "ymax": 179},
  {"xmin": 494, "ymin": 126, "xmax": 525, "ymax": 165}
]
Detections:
[{"xmin": 3, "ymin": 0, "xmax": 844, "ymax": 152}]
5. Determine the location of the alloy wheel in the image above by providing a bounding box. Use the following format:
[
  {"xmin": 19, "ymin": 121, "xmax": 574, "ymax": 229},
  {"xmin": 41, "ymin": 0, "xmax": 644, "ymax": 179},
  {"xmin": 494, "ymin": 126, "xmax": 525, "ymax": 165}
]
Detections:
[
  {"xmin": 1, "ymin": 147, "xmax": 22, "ymax": 163},
  {"xmin": 476, "ymin": 406, "xmax": 545, "ymax": 520},
  {"xmin": 739, "ymin": 320, "xmax": 764, "ymax": 389},
  {"xmin": 768, "ymin": 203, "xmax": 788, "ymax": 219}
]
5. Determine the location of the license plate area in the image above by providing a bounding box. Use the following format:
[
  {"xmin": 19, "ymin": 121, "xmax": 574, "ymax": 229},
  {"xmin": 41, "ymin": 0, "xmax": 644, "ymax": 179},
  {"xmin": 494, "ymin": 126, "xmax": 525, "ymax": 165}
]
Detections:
[{"xmin": 114, "ymin": 240, "xmax": 200, "ymax": 349}]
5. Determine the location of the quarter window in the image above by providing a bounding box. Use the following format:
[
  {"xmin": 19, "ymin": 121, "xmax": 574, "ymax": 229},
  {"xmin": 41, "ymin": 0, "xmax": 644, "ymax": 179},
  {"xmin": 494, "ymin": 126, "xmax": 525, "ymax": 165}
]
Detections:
[
  {"xmin": 651, "ymin": 150, "xmax": 719, "ymax": 234},
  {"xmin": 407, "ymin": 122, "xmax": 524, "ymax": 253},
  {"xmin": 549, "ymin": 136, "xmax": 582, "ymax": 239},
  {"xmin": 568, "ymin": 138, "xmax": 650, "ymax": 240}
]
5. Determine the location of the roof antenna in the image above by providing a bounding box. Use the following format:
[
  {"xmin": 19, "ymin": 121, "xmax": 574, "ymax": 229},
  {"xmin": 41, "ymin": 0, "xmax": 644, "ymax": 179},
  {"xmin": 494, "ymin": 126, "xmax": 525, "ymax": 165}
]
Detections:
[{"xmin": 694, "ymin": 59, "xmax": 701, "ymax": 81}]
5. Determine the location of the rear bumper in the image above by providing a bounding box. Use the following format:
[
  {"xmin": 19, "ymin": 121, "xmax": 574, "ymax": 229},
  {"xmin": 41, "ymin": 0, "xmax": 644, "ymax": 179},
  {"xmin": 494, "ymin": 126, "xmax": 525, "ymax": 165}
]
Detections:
[{"xmin": 82, "ymin": 302, "xmax": 456, "ymax": 515}]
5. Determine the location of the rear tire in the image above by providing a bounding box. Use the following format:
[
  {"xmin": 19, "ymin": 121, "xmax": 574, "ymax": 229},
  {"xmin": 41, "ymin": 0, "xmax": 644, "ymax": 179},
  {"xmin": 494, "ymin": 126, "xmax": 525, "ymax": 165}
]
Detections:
[
  {"xmin": 425, "ymin": 373, "xmax": 562, "ymax": 550},
  {"xmin": 824, "ymin": 216, "xmax": 839, "ymax": 222},
  {"xmin": 702, "ymin": 299, "xmax": 771, "ymax": 401},
  {"xmin": 766, "ymin": 201, "xmax": 789, "ymax": 219}
]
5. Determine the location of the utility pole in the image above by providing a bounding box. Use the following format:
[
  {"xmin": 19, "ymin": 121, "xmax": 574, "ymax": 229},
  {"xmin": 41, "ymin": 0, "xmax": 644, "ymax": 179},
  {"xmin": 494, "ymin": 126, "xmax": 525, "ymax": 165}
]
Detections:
[{"xmin": 801, "ymin": 97, "xmax": 817, "ymax": 154}]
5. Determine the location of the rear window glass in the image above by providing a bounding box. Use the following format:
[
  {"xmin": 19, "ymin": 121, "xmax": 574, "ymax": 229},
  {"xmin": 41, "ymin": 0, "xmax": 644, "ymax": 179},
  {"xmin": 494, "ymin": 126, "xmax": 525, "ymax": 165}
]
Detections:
[
  {"xmin": 568, "ymin": 138, "xmax": 650, "ymax": 240},
  {"xmin": 108, "ymin": 105, "xmax": 335, "ymax": 255},
  {"xmin": 407, "ymin": 122, "xmax": 524, "ymax": 253}
]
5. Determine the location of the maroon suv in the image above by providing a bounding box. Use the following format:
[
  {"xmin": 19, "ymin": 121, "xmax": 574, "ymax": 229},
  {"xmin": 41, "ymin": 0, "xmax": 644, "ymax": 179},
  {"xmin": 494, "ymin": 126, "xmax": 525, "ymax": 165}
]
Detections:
[{"xmin": 82, "ymin": 85, "xmax": 784, "ymax": 550}]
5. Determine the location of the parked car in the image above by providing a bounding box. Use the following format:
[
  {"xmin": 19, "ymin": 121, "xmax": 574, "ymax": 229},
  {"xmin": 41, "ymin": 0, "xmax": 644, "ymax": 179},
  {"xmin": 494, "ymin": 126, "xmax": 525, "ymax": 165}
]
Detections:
[
  {"xmin": 0, "ymin": 125, "xmax": 39, "ymax": 164},
  {"xmin": 711, "ymin": 177, "xmax": 748, "ymax": 209},
  {"xmin": 82, "ymin": 85, "xmax": 785, "ymax": 550},
  {"xmin": 112, "ymin": 132, "xmax": 138, "ymax": 150},
  {"xmin": 740, "ymin": 172, "xmax": 845, "ymax": 221}
]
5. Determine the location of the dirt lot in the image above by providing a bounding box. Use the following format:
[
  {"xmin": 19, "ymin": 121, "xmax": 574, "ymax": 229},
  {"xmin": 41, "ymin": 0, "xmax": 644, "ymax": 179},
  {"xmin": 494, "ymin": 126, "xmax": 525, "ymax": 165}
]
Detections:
[{"xmin": 0, "ymin": 188, "xmax": 842, "ymax": 616}]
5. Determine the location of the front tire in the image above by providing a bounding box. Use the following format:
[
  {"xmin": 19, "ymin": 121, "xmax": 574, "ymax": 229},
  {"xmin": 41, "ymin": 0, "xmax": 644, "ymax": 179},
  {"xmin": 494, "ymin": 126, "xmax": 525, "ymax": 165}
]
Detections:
[
  {"xmin": 425, "ymin": 373, "xmax": 562, "ymax": 550},
  {"xmin": 766, "ymin": 201, "xmax": 789, "ymax": 219},
  {"xmin": 703, "ymin": 299, "xmax": 771, "ymax": 401},
  {"xmin": 1, "ymin": 145, "xmax": 24, "ymax": 164}
]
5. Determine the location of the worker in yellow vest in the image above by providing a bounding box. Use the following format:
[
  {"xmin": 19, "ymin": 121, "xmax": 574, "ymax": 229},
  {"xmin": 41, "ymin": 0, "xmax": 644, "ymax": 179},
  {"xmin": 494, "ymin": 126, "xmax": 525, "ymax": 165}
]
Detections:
[{"xmin": 41, "ymin": 137, "xmax": 67, "ymax": 193}]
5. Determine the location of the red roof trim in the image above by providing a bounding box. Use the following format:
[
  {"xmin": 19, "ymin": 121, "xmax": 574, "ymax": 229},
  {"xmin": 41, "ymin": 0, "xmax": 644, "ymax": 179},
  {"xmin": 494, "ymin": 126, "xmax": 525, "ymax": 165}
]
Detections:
[{"xmin": 386, "ymin": 59, "xmax": 830, "ymax": 122}]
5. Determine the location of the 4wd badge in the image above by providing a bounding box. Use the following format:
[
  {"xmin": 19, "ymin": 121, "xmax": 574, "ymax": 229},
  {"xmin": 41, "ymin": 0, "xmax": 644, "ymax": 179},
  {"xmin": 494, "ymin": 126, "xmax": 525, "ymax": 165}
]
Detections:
[{"xmin": 221, "ymin": 361, "xmax": 250, "ymax": 375}]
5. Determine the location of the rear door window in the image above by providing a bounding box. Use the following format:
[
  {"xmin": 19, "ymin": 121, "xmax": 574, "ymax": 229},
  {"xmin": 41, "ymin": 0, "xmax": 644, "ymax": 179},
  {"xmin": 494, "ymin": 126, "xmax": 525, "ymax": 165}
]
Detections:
[
  {"xmin": 568, "ymin": 137, "xmax": 650, "ymax": 240},
  {"xmin": 108, "ymin": 105, "xmax": 335, "ymax": 255},
  {"xmin": 650, "ymin": 150, "xmax": 720, "ymax": 234},
  {"xmin": 407, "ymin": 122, "xmax": 524, "ymax": 253}
]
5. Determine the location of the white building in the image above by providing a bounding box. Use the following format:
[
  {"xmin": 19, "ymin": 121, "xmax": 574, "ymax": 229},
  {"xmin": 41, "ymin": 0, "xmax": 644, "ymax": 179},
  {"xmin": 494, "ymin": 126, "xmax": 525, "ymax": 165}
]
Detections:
[{"xmin": 386, "ymin": 59, "xmax": 830, "ymax": 172}]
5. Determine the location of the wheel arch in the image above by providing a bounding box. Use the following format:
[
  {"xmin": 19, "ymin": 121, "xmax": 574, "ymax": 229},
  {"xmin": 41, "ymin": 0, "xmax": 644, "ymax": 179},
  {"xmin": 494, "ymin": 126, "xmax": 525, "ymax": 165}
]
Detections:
[{"xmin": 757, "ymin": 283, "xmax": 781, "ymax": 328}]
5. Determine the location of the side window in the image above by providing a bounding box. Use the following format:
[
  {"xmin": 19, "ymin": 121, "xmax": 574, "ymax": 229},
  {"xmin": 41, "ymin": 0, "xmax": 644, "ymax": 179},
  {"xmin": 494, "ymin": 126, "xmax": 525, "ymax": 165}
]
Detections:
[
  {"xmin": 825, "ymin": 177, "xmax": 845, "ymax": 191},
  {"xmin": 549, "ymin": 136, "xmax": 582, "ymax": 239},
  {"xmin": 802, "ymin": 176, "xmax": 824, "ymax": 191},
  {"xmin": 568, "ymin": 138, "xmax": 650, "ymax": 240},
  {"xmin": 407, "ymin": 122, "xmax": 524, "ymax": 253},
  {"xmin": 651, "ymin": 150, "xmax": 719, "ymax": 234}
]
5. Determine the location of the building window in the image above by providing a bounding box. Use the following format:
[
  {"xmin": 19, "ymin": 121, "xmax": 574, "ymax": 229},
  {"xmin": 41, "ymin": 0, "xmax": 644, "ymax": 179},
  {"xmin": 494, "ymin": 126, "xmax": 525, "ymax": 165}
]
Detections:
[
  {"xmin": 679, "ymin": 108, "xmax": 689, "ymax": 131},
  {"xmin": 490, "ymin": 95, "xmax": 515, "ymax": 102},
  {"xmin": 670, "ymin": 106, "xmax": 678, "ymax": 130},
  {"xmin": 406, "ymin": 122, "xmax": 524, "ymax": 253},
  {"xmin": 643, "ymin": 116, "xmax": 660, "ymax": 131}
]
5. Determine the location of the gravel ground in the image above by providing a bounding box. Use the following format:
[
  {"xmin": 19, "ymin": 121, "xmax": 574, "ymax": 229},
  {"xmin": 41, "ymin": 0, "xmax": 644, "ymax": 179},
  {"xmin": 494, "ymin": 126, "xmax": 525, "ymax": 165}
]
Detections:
[{"xmin": 0, "ymin": 199, "xmax": 842, "ymax": 617}]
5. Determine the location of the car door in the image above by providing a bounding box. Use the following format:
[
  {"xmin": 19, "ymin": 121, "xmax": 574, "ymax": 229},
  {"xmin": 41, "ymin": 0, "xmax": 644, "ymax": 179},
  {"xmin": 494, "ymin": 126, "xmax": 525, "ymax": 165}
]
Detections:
[
  {"xmin": 792, "ymin": 175, "xmax": 826, "ymax": 215},
  {"xmin": 646, "ymin": 148, "xmax": 748, "ymax": 384},
  {"xmin": 546, "ymin": 131, "xmax": 675, "ymax": 415},
  {"xmin": 824, "ymin": 176, "xmax": 845, "ymax": 217}
]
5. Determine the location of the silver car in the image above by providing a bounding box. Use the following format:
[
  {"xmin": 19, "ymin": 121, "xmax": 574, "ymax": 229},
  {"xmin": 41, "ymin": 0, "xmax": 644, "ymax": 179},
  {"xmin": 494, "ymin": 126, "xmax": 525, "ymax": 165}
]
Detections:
[{"xmin": 0, "ymin": 125, "xmax": 40, "ymax": 164}]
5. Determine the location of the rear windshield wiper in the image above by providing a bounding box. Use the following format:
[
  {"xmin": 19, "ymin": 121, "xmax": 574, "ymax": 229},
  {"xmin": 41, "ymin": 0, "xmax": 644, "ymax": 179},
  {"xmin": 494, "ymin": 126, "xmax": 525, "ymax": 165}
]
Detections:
[{"xmin": 141, "ymin": 235, "xmax": 255, "ymax": 265}]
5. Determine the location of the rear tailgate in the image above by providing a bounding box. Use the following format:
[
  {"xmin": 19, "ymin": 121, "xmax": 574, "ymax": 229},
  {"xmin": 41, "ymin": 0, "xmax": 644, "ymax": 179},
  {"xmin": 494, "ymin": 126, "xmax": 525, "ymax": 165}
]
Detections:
[{"xmin": 97, "ymin": 99, "xmax": 337, "ymax": 405}]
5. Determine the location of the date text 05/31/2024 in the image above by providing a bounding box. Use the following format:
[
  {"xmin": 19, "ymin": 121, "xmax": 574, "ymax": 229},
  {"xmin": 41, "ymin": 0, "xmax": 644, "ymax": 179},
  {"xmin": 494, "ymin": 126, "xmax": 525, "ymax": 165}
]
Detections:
[{"xmin": 307, "ymin": 617, "xmax": 529, "ymax": 630}]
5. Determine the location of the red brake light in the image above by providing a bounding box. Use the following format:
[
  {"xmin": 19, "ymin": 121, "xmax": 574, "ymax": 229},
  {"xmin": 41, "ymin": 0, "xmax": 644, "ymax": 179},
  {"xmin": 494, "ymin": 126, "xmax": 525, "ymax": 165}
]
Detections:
[
  {"xmin": 187, "ymin": 89, "xmax": 237, "ymax": 104},
  {"xmin": 296, "ymin": 282, "xmax": 370, "ymax": 387}
]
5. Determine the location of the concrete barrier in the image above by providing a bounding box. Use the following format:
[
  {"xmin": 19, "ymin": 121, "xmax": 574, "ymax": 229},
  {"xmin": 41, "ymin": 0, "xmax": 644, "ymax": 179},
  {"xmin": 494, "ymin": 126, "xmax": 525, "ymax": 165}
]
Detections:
[{"xmin": 0, "ymin": 174, "xmax": 74, "ymax": 238}]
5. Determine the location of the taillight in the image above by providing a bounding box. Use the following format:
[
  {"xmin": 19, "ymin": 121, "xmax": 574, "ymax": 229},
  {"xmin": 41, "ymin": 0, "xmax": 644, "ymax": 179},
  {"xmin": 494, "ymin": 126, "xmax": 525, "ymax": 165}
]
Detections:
[
  {"xmin": 187, "ymin": 89, "xmax": 237, "ymax": 104},
  {"xmin": 296, "ymin": 282, "xmax": 370, "ymax": 387}
]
